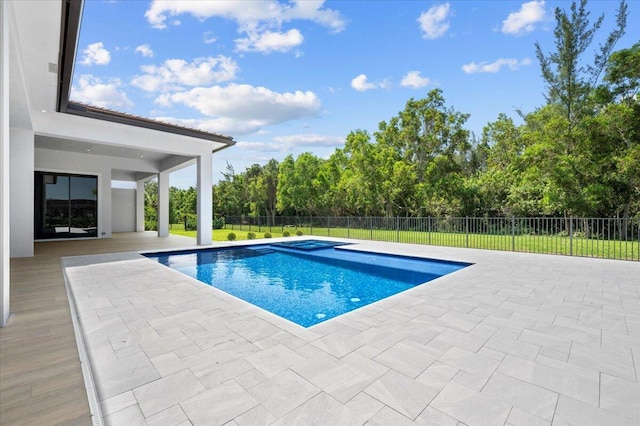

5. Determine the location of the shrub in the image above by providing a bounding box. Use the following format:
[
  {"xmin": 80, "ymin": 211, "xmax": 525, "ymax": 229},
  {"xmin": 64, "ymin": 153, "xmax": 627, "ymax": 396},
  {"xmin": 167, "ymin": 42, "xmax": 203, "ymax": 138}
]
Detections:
[
  {"xmin": 184, "ymin": 213, "xmax": 197, "ymax": 231},
  {"xmin": 227, "ymin": 232, "xmax": 236, "ymax": 241},
  {"xmin": 264, "ymin": 232, "xmax": 272, "ymax": 238},
  {"xmin": 213, "ymin": 217, "xmax": 225, "ymax": 229},
  {"xmin": 296, "ymin": 230, "xmax": 303, "ymax": 236},
  {"xmin": 282, "ymin": 230, "xmax": 290, "ymax": 237},
  {"xmin": 247, "ymin": 232, "xmax": 256, "ymax": 240}
]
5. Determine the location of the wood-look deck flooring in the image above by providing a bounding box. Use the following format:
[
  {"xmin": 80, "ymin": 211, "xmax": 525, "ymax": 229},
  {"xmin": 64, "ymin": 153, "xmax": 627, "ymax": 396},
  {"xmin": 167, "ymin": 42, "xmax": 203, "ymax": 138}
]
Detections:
[{"xmin": 0, "ymin": 233, "xmax": 201, "ymax": 426}]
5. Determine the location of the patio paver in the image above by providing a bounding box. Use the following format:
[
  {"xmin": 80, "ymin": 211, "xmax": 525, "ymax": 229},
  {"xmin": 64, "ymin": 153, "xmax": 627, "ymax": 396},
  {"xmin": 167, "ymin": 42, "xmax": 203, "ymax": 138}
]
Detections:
[{"xmin": 4, "ymin": 233, "xmax": 639, "ymax": 425}]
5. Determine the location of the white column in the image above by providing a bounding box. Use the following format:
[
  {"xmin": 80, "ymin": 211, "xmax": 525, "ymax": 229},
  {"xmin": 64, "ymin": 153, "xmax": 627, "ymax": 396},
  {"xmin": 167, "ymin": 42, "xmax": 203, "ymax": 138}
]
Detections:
[
  {"xmin": 157, "ymin": 172, "xmax": 169, "ymax": 237},
  {"xmin": 9, "ymin": 128, "xmax": 34, "ymax": 256},
  {"xmin": 136, "ymin": 180, "xmax": 145, "ymax": 232},
  {"xmin": 0, "ymin": 0, "xmax": 10, "ymax": 326},
  {"xmin": 197, "ymin": 154, "xmax": 212, "ymax": 245},
  {"xmin": 99, "ymin": 168, "xmax": 111, "ymax": 238}
]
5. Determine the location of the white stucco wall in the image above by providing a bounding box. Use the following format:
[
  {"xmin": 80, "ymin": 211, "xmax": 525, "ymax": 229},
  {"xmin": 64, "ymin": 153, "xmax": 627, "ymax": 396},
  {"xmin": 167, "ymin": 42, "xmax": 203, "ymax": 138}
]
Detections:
[
  {"xmin": 10, "ymin": 128, "xmax": 34, "ymax": 257},
  {"xmin": 112, "ymin": 188, "xmax": 136, "ymax": 232},
  {"xmin": 136, "ymin": 180, "xmax": 145, "ymax": 232},
  {"xmin": 1, "ymin": 0, "xmax": 10, "ymax": 325}
]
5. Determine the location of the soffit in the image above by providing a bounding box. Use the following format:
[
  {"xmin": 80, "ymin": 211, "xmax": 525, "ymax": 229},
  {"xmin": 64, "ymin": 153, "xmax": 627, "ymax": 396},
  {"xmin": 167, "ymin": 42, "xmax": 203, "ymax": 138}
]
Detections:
[{"xmin": 34, "ymin": 135, "xmax": 183, "ymax": 163}]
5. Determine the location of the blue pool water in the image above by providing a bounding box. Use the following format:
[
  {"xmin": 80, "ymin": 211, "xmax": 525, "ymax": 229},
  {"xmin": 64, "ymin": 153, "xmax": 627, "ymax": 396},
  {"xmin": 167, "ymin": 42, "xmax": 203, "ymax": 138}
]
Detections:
[{"xmin": 145, "ymin": 241, "xmax": 470, "ymax": 327}]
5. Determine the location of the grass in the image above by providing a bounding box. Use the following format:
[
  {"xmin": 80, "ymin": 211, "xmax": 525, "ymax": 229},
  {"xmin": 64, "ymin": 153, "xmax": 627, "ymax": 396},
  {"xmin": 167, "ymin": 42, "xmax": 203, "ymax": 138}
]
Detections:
[
  {"xmin": 169, "ymin": 224, "xmax": 287, "ymax": 241},
  {"xmin": 168, "ymin": 223, "xmax": 639, "ymax": 261}
]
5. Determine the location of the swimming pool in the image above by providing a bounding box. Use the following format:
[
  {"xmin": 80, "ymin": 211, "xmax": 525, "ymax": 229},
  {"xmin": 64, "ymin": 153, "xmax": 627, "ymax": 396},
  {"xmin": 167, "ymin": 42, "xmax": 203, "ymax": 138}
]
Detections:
[{"xmin": 145, "ymin": 240, "xmax": 470, "ymax": 327}]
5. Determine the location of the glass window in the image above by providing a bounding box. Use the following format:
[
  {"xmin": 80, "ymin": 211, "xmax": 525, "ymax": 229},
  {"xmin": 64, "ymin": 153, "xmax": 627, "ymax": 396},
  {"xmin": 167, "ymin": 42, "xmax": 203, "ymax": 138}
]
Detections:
[{"xmin": 35, "ymin": 172, "xmax": 98, "ymax": 239}]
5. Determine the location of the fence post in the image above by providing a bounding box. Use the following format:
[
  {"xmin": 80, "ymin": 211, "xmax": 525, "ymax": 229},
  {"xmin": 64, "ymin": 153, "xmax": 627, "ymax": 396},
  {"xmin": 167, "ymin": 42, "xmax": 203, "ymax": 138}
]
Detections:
[
  {"xmin": 347, "ymin": 217, "xmax": 350, "ymax": 239},
  {"xmin": 465, "ymin": 216, "xmax": 469, "ymax": 248},
  {"xmin": 370, "ymin": 217, "xmax": 373, "ymax": 240},
  {"xmin": 569, "ymin": 217, "xmax": 573, "ymax": 256},
  {"xmin": 511, "ymin": 217, "xmax": 515, "ymax": 252},
  {"xmin": 428, "ymin": 217, "xmax": 431, "ymax": 245},
  {"xmin": 327, "ymin": 216, "xmax": 330, "ymax": 237},
  {"xmin": 397, "ymin": 216, "xmax": 400, "ymax": 242},
  {"xmin": 310, "ymin": 215, "xmax": 312, "ymax": 235}
]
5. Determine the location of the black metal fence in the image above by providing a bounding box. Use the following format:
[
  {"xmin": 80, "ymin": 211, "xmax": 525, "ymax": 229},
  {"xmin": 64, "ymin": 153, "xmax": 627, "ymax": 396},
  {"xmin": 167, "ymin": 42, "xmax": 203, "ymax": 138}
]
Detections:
[{"xmin": 222, "ymin": 216, "xmax": 640, "ymax": 261}]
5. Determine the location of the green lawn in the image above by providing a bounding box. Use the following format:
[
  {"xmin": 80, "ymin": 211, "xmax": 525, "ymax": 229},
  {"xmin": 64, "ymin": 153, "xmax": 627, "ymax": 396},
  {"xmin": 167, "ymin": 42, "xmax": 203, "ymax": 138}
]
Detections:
[
  {"xmin": 169, "ymin": 224, "xmax": 288, "ymax": 241},
  {"xmin": 169, "ymin": 223, "xmax": 639, "ymax": 261}
]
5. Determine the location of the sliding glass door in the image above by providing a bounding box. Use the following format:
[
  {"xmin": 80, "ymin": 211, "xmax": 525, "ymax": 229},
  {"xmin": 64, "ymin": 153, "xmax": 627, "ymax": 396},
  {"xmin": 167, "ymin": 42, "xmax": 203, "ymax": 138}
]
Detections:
[{"xmin": 35, "ymin": 172, "xmax": 98, "ymax": 239}]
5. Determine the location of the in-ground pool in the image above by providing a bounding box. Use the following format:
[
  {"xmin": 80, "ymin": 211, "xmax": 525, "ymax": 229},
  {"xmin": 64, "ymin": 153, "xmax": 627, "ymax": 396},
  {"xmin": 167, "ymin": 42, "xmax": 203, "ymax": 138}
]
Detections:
[{"xmin": 145, "ymin": 240, "xmax": 470, "ymax": 327}]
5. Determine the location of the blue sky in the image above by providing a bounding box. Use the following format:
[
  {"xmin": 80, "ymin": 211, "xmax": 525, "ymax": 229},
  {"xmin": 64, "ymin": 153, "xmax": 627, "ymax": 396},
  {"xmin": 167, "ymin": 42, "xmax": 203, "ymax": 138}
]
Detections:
[{"xmin": 72, "ymin": 1, "xmax": 640, "ymax": 188}]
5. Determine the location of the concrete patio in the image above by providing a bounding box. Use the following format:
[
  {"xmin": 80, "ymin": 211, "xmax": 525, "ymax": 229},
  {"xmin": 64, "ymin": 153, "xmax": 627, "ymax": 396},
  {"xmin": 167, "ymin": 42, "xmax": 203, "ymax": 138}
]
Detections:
[{"xmin": 2, "ymin": 233, "xmax": 640, "ymax": 425}]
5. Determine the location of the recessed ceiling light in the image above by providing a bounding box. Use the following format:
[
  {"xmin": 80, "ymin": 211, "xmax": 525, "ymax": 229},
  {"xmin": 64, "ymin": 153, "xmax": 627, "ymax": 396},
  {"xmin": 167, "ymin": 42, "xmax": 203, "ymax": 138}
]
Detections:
[
  {"xmin": 140, "ymin": 155, "xmax": 144, "ymax": 158},
  {"xmin": 41, "ymin": 109, "xmax": 47, "ymax": 113}
]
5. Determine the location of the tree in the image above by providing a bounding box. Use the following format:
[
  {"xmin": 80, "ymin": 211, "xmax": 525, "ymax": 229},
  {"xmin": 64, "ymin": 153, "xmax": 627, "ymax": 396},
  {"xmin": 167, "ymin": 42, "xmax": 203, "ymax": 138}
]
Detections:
[
  {"xmin": 594, "ymin": 42, "xmax": 640, "ymax": 219},
  {"xmin": 535, "ymin": 0, "xmax": 627, "ymax": 126},
  {"xmin": 527, "ymin": 0, "xmax": 629, "ymax": 217},
  {"xmin": 375, "ymin": 89, "xmax": 471, "ymax": 216},
  {"xmin": 477, "ymin": 114, "xmax": 526, "ymax": 215},
  {"xmin": 262, "ymin": 159, "xmax": 279, "ymax": 224},
  {"xmin": 144, "ymin": 180, "xmax": 158, "ymax": 230},
  {"xmin": 215, "ymin": 162, "xmax": 245, "ymax": 216},
  {"xmin": 601, "ymin": 41, "xmax": 640, "ymax": 105},
  {"xmin": 315, "ymin": 150, "xmax": 347, "ymax": 215},
  {"xmin": 338, "ymin": 130, "xmax": 380, "ymax": 216}
]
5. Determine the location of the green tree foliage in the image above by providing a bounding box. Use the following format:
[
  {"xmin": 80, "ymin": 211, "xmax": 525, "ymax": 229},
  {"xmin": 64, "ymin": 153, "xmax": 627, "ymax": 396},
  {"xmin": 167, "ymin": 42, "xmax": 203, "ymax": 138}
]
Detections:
[
  {"xmin": 526, "ymin": 0, "xmax": 630, "ymax": 217},
  {"xmin": 276, "ymin": 153, "xmax": 323, "ymax": 216},
  {"xmin": 535, "ymin": 0, "xmax": 627, "ymax": 124},
  {"xmin": 143, "ymin": 180, "xmax": 158, "ymax": 230}
]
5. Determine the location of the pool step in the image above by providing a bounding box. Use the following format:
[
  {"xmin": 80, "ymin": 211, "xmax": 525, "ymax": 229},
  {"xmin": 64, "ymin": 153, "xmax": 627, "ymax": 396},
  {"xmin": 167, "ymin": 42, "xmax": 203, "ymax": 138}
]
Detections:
[{"xmin": 249, "ymin": 247, "xmax": 276, "ymax": 255}]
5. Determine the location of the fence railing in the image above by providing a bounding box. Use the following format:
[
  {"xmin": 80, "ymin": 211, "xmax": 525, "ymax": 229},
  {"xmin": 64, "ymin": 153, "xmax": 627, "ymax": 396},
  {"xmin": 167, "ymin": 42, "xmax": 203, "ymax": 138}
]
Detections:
[{"xmin": 222, "ymin": 216, "xmax": 640, "ymax": 261}]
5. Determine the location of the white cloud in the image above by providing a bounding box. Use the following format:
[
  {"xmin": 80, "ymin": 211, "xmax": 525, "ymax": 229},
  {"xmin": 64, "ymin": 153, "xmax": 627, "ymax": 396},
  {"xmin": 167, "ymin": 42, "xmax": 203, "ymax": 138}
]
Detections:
[
  {"xmin": 154, "ymin": 116, "xmax": 262, "ymax": 136},
  {"xmin": 145, "ymin": 0, "xmax": 345, "ymax": 54},
  {"xmin": 80, "ymin": 42, "xmax": 111, "ymax": 66},
  {"xmin": 275, "ymin": 133, "xmax": 343, "ymax": 148},
  {"xmin": 131, "ymin": 56, "xmax": 239, "ymax": 92},
  {"xmin": 236, "ymin": 29, "xmax": 304, "ymax": 53},
  {"xmin": 135, "ymin": 44, "xmax": 154, "ymax": 58},
  {"xmin": 462, "ymin": 58, "xmax": 532, "ymax": 74},
  {"xmin": 351, "ymin": 74, "xmax": 388, "ymax": 92},
  {"xmin": 70, "ymin": 75, "xmax": 133, "ymax": 109},
  {"xmin": 157, "ymin": 83, "xmax": 321, "ymax": 135},
  {"xmin": 203, "ymin": 31, "xmax": 217, "ymax": 44},
  {"xmin": 502, "ymin": 1, "xmax": 545, "ymax": 36},
  {"xmin": 145, "ymin": 0, "xmax": 346, "ymax": 32},
  {"xmin": 238, "ymin": 134, "xmax": 344, "ymax": 152},
  {"xmin": 417, "ymin": 3, "xmax": 451, "ymax": 40},
  {"xmin": 400, "ymin": 71, "xmax": 431, "ymax": 88}
]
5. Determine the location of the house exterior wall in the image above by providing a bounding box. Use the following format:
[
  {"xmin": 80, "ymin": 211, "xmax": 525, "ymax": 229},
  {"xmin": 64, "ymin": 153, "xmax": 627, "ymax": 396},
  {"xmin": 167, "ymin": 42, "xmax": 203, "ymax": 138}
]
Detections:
[
  {"xmin": 112, "ymin": 188, "xmax": 136, "ymax": 232},
  {"xmin": 9, "ymin": 128, "xmax": 34, "ymax": 257},
  {"xmin": 1, "ymin": 0, "xmax": 10, "ymax": 326}
]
